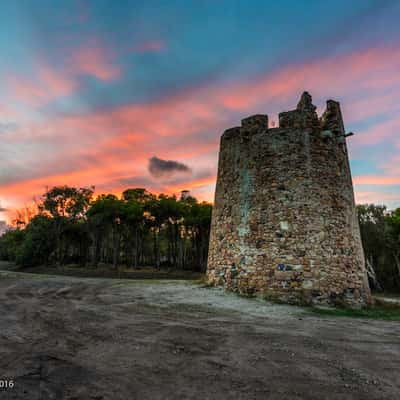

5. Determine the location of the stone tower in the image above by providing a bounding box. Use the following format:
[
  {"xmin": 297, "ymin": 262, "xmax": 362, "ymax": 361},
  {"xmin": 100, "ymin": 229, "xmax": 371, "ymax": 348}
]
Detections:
[{"xmin": 207, "ymin": 92, "xmax": 371, "ymax": 306}]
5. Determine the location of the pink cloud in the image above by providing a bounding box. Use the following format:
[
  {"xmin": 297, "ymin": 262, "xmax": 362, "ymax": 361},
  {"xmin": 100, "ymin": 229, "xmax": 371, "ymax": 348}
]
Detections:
[
  {"xmin": 340, "ymin": 92, "xmax": 400, "ymax": 124},
  {"xmin": 353, "ymin": 118, "xmax": 400, "ymax": 146},
  {"xmin": 7, "ymin": 63, "xmax": 76, "ymax": 106},
  {"xmin": 215, "ymin": 47, "xmax": 400, "ymax": 118},
  {"xmin": 135, "ymin": 40, "xmax": 165, "ymax": 53},
  {"xmin": 76, "ymin": 0, "xmax": 90, "ymax": 23},
  {"xmin": 6, "ymin": 40, "xmax": 121, "ymax": 107},
  {"xmin": 355, "ymin": 191, "xmax": 400, "ymax": 205},
  {"xmin": 354, "ymin": 176, "xmax": 400, "ymax": 185},
  {"xmin": 71, "ymin": 46, "xmax": 121, "ymax": 81},
  {"xmin": 3, "ymin": 44, "xmax": 400, "ymax": 212},
  {"xmin": 0, "ymin": 103, "xmax": 17, "ymax": 119}
]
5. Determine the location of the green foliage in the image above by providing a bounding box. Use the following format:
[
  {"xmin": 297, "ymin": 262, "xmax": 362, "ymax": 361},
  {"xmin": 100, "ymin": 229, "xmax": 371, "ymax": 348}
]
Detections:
[
  {"xmin": 122, "ymin": 188, "xmax": 154, "ymax": 203},
  {"xmin": 0, "ymin": 229, "xmax": 26, "ymax": 261},
  {"xmin": 40, "ymin": 186, "xmax": 94, "ymax": 219},
  {"xmin": 184, "ymin": 201, "xmax": 212, "ymax": 229},
  {"xmin": 309, "ymin": 304, "xmax": 400, "ymax": 321},
  {"xmin": 357, "ymin": 204, "xmax": 400, "ymax": 292},
  {"xmin": 87, "ymin": 195, "xmax": 126, "ymax": 224},
  {"xmin": 0, "ymin": 185, "xmax": 213, "ymax": 271},
  {"xmin": 15, "ymin": 215, "xmax": 56, "ymax": 267},
  {"xmin": 357, "ymin": 204, "xmax": 387, "ymax": 264}
]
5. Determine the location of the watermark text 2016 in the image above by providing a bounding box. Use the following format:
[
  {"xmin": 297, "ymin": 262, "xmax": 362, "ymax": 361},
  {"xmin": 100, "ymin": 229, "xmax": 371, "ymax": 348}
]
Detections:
[{"xmin": 0, "ymin": 380, "xmax": 14, "ymax": 389}]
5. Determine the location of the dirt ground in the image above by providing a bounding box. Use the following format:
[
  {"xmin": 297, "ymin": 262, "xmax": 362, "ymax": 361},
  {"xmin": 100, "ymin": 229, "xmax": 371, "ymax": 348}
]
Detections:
[{"xmin": 0, "ymin": 271, "xmax": 399, "ymax": 400}]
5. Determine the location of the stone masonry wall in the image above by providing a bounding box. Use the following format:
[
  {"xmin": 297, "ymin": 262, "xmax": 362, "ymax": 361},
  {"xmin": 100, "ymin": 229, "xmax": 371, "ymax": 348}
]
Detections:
[{"xmin": 207, "ymin": 92, "xmax": 371, "ymax": 307}]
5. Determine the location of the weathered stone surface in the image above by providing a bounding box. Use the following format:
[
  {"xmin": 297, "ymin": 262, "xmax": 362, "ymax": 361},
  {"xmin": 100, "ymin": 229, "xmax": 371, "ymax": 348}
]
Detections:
[
  {"xmin": 207, "ymin": 92, "xmax": 371, "ymax": 307},
  {"xmin": 241, "ymin": 114, "xmax": 269, "ymax": 130}
]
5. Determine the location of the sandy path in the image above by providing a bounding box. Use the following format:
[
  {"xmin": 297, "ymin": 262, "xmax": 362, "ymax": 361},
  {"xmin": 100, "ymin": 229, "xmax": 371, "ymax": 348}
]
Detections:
[{"xmin": 0, "ymin": 272, "xmax": 399, "ymax": 399}]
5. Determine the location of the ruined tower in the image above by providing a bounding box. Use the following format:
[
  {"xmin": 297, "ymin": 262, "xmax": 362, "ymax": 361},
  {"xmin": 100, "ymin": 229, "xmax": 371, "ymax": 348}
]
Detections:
[{"xmin": 207, "ymin": 92, "xmax": 371, "ymax": 306}]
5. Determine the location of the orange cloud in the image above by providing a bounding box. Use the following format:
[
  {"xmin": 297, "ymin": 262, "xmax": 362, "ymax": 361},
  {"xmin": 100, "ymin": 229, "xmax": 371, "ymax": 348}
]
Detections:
[
  {"xmin": 164, "ymin": 175, "xmax": 216, "ymax": 194},
  {"xmin": 3, "ymin": 44, "xmax": 400, "ymax": 214}
]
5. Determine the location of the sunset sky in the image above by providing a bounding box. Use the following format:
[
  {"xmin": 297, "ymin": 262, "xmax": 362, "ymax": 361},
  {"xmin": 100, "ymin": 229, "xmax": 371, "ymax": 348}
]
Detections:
[{"xmin": 1, "ymin": 0, "xmax": 400, "ymax": 222}]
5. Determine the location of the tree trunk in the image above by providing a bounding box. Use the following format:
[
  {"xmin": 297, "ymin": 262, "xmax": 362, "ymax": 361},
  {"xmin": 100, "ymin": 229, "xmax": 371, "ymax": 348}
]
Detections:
[
  {"xmin": 153, "ymin": 230, "xmax": 160, "ymax": 269},
  {"xmin": 134, "ymin": 226, "xmax": 139, "ymax": 269},
  {"xmin": 366, "ymin": 257, "xmax": 382, "ymax": 291},
  {"xmin": 93, "ymin": 234, "xmax": 101, "ymax": 268},
  {"xmin": 394, "ymin": 252, "xmax": 400, "ymax": 278},
  {"xmin": 112, "ymin": 227, "xmax": 120, "ymax": 269}
]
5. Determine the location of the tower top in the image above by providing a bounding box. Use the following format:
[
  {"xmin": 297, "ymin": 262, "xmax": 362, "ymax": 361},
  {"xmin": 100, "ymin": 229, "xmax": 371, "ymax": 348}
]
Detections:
[
  {"xmin": 226, "ymin": 92, "xmax": 347, "ymax": 136},
  {"xmin": 279, "ymin": 91, "xmax": 319, "ymax": 129},
  {"xmin": 296, "ymin": 91, "xmax": 315, "ymax": 112}
]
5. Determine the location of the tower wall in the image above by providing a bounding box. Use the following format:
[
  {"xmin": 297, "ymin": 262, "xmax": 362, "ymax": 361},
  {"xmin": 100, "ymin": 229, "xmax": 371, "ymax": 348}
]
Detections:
[{"xmin": 207, "ymin": 93, "xmax": 371, "ymax": 306}]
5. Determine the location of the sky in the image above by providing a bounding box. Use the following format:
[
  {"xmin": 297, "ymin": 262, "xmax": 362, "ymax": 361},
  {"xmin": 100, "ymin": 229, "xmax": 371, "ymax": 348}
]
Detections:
[{"xmin": 0, "ymin": 0, "xmax": 400, "ymax": 222}]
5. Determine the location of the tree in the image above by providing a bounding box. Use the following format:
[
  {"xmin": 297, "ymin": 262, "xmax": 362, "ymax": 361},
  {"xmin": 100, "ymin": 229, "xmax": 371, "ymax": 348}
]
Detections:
[
  {"xmin": 11, "ymin": 204, "xmax": 39, "ymax": 228},
  {"xmin": 87, "ymin": 195, "xmax": 125, "ymax": 268},
  {"xmin": 122, "ymin": 188, "xmax": 154, "ymax": 204},
  {"xmin": 157, "ymin": 195, "xmax": 184, "ymax": 268},
  {"xmin": 40, "ymin": 186, "xmax": 94, "ymax": 264},
  {"xmin": 16, "ymin": 215, "xmax": 56, "ymax": 267},
  {"xmin": 0, "ymin": 229, "xmax": 26, "ymax": 262},
  {"xmin": 357, "ymin": 204, "xmax": 400, "ymax": 292},
  {"xmin": 184, "ymin": 200, "xmax": 212, "ymax": 271},
  {"xmin": 123, "ymin": 200, "xmax": 144, "ymax": 268},
  {"xmin": 386, "ymin": 208, "xmax": 400, "ymax": 286},
  {"xmin": 357, "ymin": 204, "xmax": 387, "ymax": 289}
]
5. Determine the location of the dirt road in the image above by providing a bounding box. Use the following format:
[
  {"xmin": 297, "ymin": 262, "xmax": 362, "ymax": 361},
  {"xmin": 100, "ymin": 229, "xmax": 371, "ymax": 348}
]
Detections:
[{"xmin": 0, "ymin": 271, "xmax": 399, "ymax": 399}]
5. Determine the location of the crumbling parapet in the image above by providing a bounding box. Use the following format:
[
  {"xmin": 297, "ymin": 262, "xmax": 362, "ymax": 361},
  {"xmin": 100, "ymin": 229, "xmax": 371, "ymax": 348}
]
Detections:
[
  {"xmin": 279, "ymin": 91, "xmax": 319, "ymax": 129},
  {"xmin": 207, "ymin": 92, "xmax": 371, "ymax": 307},
  {"xmin": 241, "ymin": 114, "xmax": 269, "ymax": 130},
  {"xmin": 320, "ymin": 99, "xmax": 345, "ymax": 135}
]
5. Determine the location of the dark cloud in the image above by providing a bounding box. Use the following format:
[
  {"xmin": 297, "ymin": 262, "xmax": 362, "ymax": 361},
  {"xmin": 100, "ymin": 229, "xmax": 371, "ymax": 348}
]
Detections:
[{"xmin": 148, "ymin": 156, "xmax": 192, "ymax": 179}]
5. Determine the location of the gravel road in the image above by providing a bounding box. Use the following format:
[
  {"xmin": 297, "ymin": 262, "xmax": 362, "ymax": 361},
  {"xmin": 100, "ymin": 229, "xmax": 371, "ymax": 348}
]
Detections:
[{"xmin": 0, "ymin": 271, "xmax": 399, "ymax": 399}]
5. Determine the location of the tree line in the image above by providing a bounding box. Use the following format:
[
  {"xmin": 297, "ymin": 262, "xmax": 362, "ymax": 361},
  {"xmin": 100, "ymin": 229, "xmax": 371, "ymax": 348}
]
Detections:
[
  {"xmin": 0, "ymin": 189, "xmax": 399, "ymax": 292},
  {"xmin": 0, "ymin": 186, "xmax": 212, "ymax": 272}
]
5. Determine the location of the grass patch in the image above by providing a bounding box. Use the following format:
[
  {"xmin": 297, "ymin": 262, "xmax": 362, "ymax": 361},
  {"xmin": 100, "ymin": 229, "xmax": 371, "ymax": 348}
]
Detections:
[
  {"xmin": 192, "ymin": 276, "xmax": 214, "ymax": 287},
  {"xmin": 16, "ymin": 265, "xmax": 204, "ymax": 281},
  {"xmin": 0, "ymin": 270, "xmax": 55, "ymax": 280},
  {"xmin": 309, "ymin": 303, "xmax": 400, "ymax": 321},
  {"xmin": 111, "ymin": 279, "xmax": 196, "ymax": 288}
]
